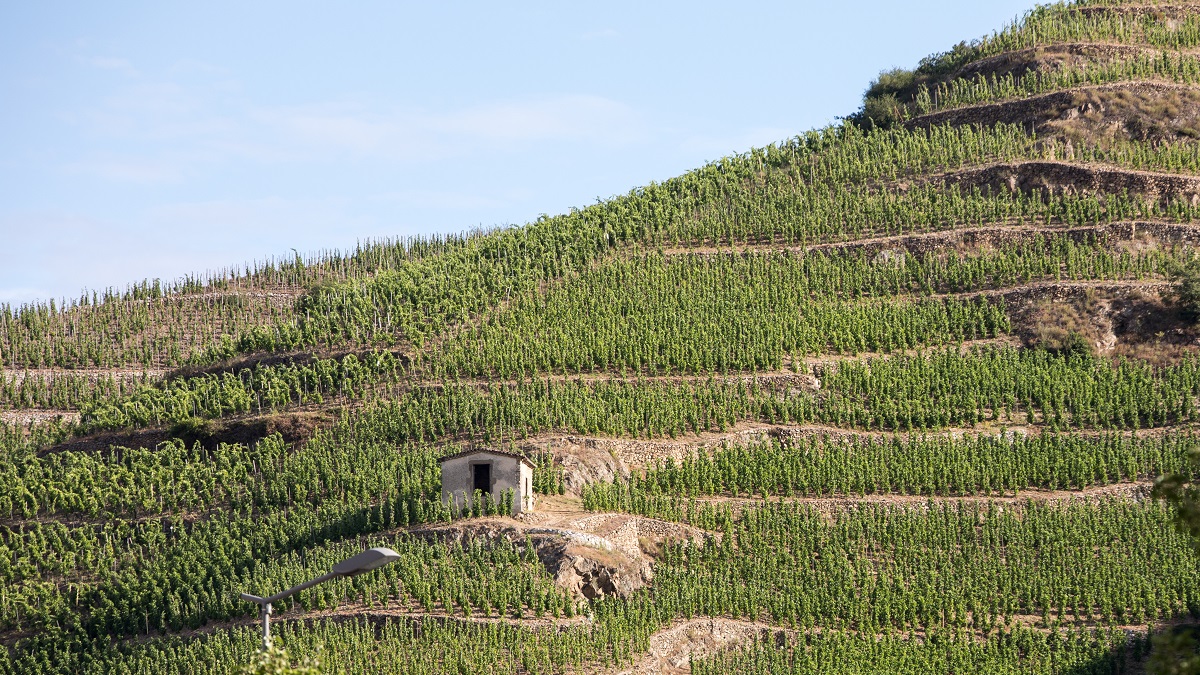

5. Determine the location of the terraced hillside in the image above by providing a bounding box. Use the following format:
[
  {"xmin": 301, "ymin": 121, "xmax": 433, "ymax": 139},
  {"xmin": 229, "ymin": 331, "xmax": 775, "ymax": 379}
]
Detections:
[{"xmin": 6, "ymin": 1, "xmax": 1200, "ymax": 672}]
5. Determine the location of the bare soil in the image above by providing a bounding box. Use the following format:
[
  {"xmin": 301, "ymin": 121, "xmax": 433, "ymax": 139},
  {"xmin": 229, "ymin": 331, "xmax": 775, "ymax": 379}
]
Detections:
[{"xmin": 611, "ymin": 618, "xmax": 795, "ymax": 675}]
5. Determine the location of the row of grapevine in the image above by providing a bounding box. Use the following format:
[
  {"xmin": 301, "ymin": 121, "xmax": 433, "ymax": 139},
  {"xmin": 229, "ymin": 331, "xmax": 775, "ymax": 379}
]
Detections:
[
  {"xmin": 912, "ymin": 52, "xmax": 1200, "ymax": 117},
  {"xmin": 0, "ymin": 612, "xmax": 657, "ymax": 675},
  {"xmin": 648, "ymin": 500, "xmax": 1199, "ymax": 631},
  {"xmin": 7, "ymin": 228, "xmax": 1187, "ymax": 409},
  {"xmin": 0, "ymin": 233, "xmax": 487, "ymax": 368},
  {"xmin": 0, "ymin": 428, "xmax": 441, "ymax": 522},
  {"xmin": 914, "ymin": 2, "xmax": 1200, "ymax": 80},
  {"xmin": 48, "ymin": 343, "xmax": 1200, "ymax": 450},
  {"xmin": 582, "ymin": 431, "xmax": 1193, "ymax": 503},
  {"xmin": 0, "ymin": 492, "xmax": 508, "ymax": 637},
  {"xmin": 5, "ymin": 117, "xmax": 1197, "ymax": 370},
  {"xmin": 77, "ymin": 352, "xmax": 401, "ymax": 432},
  {"xmin": 430, "ymin": 234, "xmax": 1190, "ymax": 379},
  {"xmin": 692, "ymin": 627, "xmax": 1146, "ymax": 675},
  {"xmin": 0, "ymin": 370, "xmax": 156, "ymax": 412},
  {"xmin": 171, "ymin": 183, "xmax": 1200, "ymax": 370}
]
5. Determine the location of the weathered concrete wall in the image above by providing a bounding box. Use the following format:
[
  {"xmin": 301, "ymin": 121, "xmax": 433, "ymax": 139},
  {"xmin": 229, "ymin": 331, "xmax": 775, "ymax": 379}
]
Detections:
[
  {"xmin": 440, "ymin": 451, "xmax": 534, "ymax": 515},
  {"xmin": 519, "ymin": 462, "xmax": 534, "ymax": 513}
]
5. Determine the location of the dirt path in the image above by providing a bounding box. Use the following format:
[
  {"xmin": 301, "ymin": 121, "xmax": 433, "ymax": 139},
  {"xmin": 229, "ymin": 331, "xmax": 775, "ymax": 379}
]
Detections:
[
  {"xmin": 658, "ymin": 221, "xmax": 1200, "ymax": 258},
  {"xmin": 689, "ymin": 480, "xmax": 1154, "ymax": 514},
  {"xmin": 0, "ymin": 409, "xmax": 80, "ymax": 426},
  {"xmin": 950, "ymin": 278, "xmax": 1172, "ymax": 300},
  {"xmin": 0, "ymin": 368, "xmax": 167, "ymax": 384}
]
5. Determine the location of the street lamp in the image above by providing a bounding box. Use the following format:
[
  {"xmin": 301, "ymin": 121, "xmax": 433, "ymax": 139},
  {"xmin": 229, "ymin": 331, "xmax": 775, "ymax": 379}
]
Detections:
[{"xmin": 240, "ymin": 547, "xmax": 402, "ymax": 649}]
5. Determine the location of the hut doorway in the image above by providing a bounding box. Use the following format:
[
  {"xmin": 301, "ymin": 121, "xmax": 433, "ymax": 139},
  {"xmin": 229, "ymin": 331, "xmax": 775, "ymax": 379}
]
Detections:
[{"xmin": 473, "ymin": 463, "xmax": 491, "ymax": 494}]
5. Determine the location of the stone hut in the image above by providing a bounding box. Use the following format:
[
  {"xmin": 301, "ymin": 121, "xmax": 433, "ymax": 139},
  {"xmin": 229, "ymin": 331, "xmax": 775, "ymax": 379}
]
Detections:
[{"xmin": 439, "ymin": 448, "xmax": 535, "ymax": 515}]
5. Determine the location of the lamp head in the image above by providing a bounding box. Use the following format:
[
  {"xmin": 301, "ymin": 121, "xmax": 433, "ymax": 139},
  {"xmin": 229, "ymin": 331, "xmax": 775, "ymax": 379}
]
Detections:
[{"xmin": 332, "ymin": 547, "xmax": 401, "ymax": 577}]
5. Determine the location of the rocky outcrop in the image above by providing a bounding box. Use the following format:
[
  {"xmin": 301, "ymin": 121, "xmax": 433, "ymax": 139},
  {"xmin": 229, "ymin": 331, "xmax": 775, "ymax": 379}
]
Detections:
[
  {"xmin": 549, "ymin": 543, "xmax": 647, "ymax": 600},
  {"xmin": 409, "ymin": 519, "xmax": 652, "ymax": 601}
]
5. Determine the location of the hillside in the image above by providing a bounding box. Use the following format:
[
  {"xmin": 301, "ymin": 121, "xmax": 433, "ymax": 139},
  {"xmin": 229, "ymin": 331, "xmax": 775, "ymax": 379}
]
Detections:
[{"xmin": 4, "ymin": 1, "xmax": 1200, "ymax": 672}]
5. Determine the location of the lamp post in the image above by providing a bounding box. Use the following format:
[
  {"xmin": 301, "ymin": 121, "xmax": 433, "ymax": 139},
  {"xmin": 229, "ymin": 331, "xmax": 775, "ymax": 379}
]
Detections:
[{"xmin": 240, "ymin": 546, "xmax": 401, "ymax": 649}]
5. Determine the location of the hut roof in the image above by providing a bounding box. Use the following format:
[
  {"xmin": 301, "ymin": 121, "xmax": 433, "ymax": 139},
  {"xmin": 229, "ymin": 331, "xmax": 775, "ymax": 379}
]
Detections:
[{"xmin": 437, "ymin": 447, "xmax": 535, "ymax": 469}]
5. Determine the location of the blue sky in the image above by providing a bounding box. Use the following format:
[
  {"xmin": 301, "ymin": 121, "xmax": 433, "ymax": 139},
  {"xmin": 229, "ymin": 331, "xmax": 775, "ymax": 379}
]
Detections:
[{"xmin": 1, "ymin": 1, "xmax": 1040, "ymax": 306}]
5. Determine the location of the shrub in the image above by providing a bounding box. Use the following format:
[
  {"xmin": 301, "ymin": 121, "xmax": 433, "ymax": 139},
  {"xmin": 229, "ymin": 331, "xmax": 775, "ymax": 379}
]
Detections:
[
  {"xmin": 1170, "ymin": 258, "xmax": 1200, "ymax": 323},
  {"xmin": 855, "ymin": 68, "xmax": 917, "ymax": 129}
]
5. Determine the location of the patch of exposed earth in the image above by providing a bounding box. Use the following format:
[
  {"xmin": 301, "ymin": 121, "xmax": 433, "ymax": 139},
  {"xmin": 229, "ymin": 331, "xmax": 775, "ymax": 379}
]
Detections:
[{"xmin": 610, "ymin": 618, "xmax": 794, "ymax": 675}]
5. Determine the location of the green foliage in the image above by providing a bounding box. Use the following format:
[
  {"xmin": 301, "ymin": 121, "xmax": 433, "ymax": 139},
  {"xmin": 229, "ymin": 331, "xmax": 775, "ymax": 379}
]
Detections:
[
  {"xmin": 859, "ymin": 93, "xmax": 906, "ymax": 129},
  {"xmin": 866, "ymin": 67, "xmax": 917, "ymax": 101},
  {"xmin": 78, "ymin": 352, "xmax": 400, "ymax": 432},
  {"xmin": 169, "ymin": 416, "xmax": 213, "ymax": 443},
  {"xmin": 434, "ymin": 252, "xmax": 1010, "ymax": 378},
  {"xmin": 649, "ymin": 500, "xmax": 1199, "ymax": 631},
  {"xmin": 237, "ymin": 647, "xmax": 321, "ymax": 675},
  {"xmin": 695, "ymin": 627, "xmax": 1146, "ymax": 675},
  {"xmin": 1171, "ymin": 258, "xmax": 1200, "ymax": 323},
  {"xmin": 1149, "ymin": 441, "xmax": 1200, "ymax": 674},
  {"xmin": 1154, "ymin": 446, "xmax": 1200, "ymax": 553},
  {"xmin": 583, "ymin": 432, "xmax": 1193, "ymax": 503},
  {"xmin": 8, "ymin": 4, "xmax": 1200, "ymax": 672},
  {"xmin": 913, "ymin": 52, "xmax": 1200, "ymax": 117},
  {"xmin": 1150, "ymin": 627, "xmax": 1200, "ymax": 675},
  {"xmin": 857, "ymin": 68, "xmax": 917, "ymax": 129},
  {"xmin": 4, "ymin": 120, "xmax": 1200, "ymax": 377},
  {"xmin": 530, "ymin": 449, "xmax": 566, "ymax": 495}
]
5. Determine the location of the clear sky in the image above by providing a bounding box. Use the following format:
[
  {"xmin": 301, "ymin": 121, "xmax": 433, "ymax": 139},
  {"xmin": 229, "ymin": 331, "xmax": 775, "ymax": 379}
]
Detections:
[{"xmin": 0, "ymin": 1, "xmax": 1041, "ymax": 306}]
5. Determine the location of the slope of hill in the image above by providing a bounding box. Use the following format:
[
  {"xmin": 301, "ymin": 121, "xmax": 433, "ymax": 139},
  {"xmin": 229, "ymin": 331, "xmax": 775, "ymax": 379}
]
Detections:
[{"xmin": 4, "ymin": 1, "xmax": 1200, "ymax": 673}]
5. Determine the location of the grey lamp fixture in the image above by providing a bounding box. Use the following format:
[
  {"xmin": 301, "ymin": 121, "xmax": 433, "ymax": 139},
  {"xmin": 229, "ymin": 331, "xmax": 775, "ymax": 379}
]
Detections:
[{"xmin": 240, "ymin": 547, "xmax": 401, "ymax": 649}]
